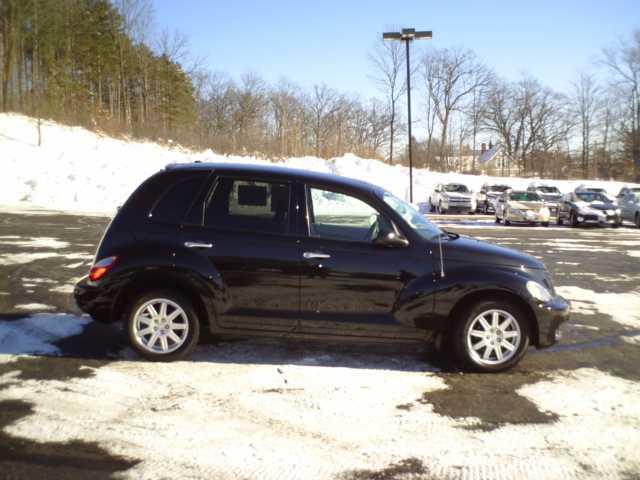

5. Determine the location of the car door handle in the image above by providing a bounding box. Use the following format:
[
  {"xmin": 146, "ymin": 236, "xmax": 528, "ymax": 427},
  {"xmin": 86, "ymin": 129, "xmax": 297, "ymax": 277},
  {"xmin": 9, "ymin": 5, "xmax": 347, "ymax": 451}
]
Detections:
[
  {"xmin": 184, "ymin": 241, "xmax": 213, "ymax": 249},
  {"xmin": 303, "ymin": 252, "xmax": 331, "ymax": 259}
]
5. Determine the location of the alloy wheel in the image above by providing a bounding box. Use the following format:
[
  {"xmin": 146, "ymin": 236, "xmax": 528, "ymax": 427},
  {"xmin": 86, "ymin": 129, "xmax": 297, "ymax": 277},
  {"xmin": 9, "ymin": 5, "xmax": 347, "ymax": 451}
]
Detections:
[
  {"xmin": 466, "ymin": 309, "xmax": 521, "ymax": 366},
  {"xmin": 132, "ymin": 298, "xmax": 190, "ymax": 354}
]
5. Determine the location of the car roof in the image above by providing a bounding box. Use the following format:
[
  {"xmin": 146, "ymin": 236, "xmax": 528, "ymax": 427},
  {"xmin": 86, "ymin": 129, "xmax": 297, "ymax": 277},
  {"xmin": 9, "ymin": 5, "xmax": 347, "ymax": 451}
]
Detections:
[{"xmin": 165, "ymin": 162, "xmax": 381, "ymax": 193}]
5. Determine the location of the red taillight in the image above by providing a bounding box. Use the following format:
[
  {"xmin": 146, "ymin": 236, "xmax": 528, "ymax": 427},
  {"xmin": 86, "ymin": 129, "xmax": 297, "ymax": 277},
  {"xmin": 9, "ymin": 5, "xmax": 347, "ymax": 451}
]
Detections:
[{"xmin": 89, "ymin": 256, "xmax": 117, "ymax": 281}]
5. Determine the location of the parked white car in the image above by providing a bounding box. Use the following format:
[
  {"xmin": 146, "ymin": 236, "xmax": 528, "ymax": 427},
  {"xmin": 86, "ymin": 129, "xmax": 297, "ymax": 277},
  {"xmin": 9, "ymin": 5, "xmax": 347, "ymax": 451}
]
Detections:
[{"xmin": 429, "ymin": 183, "xmax": 476, "ymax": 214}]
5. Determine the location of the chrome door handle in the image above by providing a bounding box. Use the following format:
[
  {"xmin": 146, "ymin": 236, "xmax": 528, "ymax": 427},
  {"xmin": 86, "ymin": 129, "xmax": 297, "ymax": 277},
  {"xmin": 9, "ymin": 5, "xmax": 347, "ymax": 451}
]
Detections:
[
  {"xmin": 303, "ymin": 252, "xmax": 331, "ymax": 259},
  {"xmin": 184, "ymin": 241, "xmax": 213, "ymax": 249}
]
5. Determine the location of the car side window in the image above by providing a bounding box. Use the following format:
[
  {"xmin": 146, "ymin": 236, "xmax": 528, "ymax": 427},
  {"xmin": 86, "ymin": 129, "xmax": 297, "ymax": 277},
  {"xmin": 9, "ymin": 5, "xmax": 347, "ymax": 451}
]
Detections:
[
  {"xmin": 150, "ymin": 175, "xmax": 205, "ymax": 225},
  {"xmin": 307, "ymin": 187, "xmax": 384, "ymax": 243},
  {"xmin": 205, "ymin": 178, "xmax": 291, "ymax": 234}
]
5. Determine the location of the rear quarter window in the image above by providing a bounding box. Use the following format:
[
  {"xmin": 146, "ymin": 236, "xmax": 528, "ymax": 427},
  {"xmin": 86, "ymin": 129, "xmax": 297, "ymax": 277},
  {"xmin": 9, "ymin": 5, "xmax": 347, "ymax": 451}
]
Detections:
[{"xmin": 150, "ymin": 174, "xmax": 207, "ymax": 225}]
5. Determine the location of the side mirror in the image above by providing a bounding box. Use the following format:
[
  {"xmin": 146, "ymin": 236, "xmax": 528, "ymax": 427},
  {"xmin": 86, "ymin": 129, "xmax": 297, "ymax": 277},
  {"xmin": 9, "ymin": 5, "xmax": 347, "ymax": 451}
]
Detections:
[{"xmin": 374, "ymin": 231, "xmax": 409, "ymax": 248}]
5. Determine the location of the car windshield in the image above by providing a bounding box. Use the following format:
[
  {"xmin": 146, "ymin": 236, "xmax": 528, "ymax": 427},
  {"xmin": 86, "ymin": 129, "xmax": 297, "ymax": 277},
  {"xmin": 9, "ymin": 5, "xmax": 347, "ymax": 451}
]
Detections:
[
  {"xmin": 538, "ymin": 186, "xmax": 560, "ymax": 193},
  {"xmin": 488, "ymin": 185, "xmax": 510, "ymax": 192},
  {"xmin": 381, "ymin": 191, "xmax": 441, "ymax": 241},
  {"xmin": 576, "ymin": 192, "xmax": 609, "ymax": 203},
  {"xmin": 443, "ymin": 184, "xmax": 469, "ymax": 193},
  {"xmin": 509, "ymin": 192, "xmax": 541, "ymax": 202}
]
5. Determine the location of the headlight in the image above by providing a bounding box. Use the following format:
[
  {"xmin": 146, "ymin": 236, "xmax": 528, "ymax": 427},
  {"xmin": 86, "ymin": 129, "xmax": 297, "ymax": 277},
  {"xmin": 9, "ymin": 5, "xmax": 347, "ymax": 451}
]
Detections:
[
  {"xmin": 615, "ymin": 208, "xmax": 621, "ymax": 215},
  {"xmin": 526, "ymin": 281, "xmax": 552, "ymax": 303}
]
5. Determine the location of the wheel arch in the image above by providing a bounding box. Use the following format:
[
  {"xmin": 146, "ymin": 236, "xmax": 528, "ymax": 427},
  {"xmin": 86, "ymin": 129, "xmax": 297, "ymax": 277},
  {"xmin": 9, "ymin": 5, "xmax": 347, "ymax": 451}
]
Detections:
[
  {"xmin": 446, "ymin": 288, "xmax": 540, "ymax": 347},
  {"xmin": 112, "ymin": 269, "xmax": 214, "ymax": 333}
]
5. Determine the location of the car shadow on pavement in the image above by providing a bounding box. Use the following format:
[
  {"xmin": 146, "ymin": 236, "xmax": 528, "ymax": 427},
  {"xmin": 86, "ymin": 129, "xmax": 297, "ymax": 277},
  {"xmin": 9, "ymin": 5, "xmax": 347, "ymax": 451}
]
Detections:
[
  {"xmin": 3, "ymin": 312, "xmax": 640, "ymax": 435},
  {"xmin": 0, "ymin": 356, "xmax": 140, "ymax": 479}
]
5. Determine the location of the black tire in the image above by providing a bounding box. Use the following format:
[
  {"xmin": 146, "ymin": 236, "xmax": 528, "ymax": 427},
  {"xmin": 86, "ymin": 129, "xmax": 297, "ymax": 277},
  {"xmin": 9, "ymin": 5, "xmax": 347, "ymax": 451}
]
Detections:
[
  {"xmin": 570, "ymin": 211, "xmax": 578, "ymax": 227},
  {"xmin": 542, "ymin": 222, "xmax": 549, "ymax": 227},
  {"xmin": 452, "ymin": 300, "xmax": 530, "ymax": 373},
  {"xmin": 636, "ymin": 213, "xmax": 640, "ymax": 229},
  {"xmin": 126, "ymin": 290, "xmax": 200, "ymax": 361},
  {"xmin": 557, "ymin": 214, "xmax": 563, "ymax": 225}
]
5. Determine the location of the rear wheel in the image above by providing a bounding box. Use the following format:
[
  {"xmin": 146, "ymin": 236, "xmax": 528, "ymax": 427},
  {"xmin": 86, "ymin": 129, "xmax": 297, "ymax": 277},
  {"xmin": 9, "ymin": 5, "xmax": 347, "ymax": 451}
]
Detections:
[
  {"xmin": 453, "ymin": 300, "xmax": 530, "ymax": 373},
  {"xmin": 126, "ymin": 291, "xmax": 200, "ymax": 361}
]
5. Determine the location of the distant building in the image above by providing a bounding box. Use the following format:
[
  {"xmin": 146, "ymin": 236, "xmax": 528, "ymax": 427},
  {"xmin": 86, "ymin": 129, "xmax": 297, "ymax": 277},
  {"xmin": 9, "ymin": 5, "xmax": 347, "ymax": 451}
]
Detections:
[{"xmin": 477, "ymin": 142, "xmax": 518, "ymax": 176}]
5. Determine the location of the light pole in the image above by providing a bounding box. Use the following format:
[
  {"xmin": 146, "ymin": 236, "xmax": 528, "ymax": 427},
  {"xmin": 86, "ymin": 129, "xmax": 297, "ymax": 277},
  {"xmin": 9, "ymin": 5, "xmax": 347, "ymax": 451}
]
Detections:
[{"xmin": 383, "ymin": 28, "xmax": 432, "ymax": 203}]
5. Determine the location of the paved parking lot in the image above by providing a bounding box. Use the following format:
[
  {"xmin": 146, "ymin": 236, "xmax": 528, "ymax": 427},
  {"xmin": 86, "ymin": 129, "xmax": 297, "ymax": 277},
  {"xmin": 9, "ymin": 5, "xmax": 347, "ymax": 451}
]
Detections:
[{"xmin": 1, "ymin": 209, "xmax": 639, "ymax": 479}]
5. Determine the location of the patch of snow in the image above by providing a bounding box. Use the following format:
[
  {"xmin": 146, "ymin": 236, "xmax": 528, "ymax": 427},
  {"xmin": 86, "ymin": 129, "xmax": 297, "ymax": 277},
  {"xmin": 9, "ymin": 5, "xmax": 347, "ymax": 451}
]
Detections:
[
  {"xmin": 0, "ymin": 313, "xmax": 90, "ymax": 355},
  {"xmin": 64, "ymin": 261, "xmax": 85, "ymax": 268},
  {"xmin": 1, "ymin": 113, "xmax": 639, "ymax": 215},
  {"xmin": 0, "ymin": 237, "xmax": 69, "ymax": 249},
  {"xmin": 0, "ymin": 252, "xmax": 58, "ymax": 265},
  {"xmin": 14, "ymin": 303, "xmax": 56, "ymax": 311},
  {"xmin": 556, "ymin": 286, "xmax": 640, "ymax": 328},
  {"xmin": 50, "ymin": 285, "xmax": 74, "ymax": 294}
]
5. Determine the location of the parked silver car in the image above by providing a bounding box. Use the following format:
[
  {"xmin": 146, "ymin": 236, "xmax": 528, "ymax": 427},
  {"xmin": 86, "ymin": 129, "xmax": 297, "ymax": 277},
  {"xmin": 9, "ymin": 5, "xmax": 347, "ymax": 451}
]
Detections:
[
  {"xmin": 495, "ymin": 190, "xmax": 551, "ymax": 226},
  {"xmin": 619, "ymin": 191, "xmax": 640, "ymax": 228}
]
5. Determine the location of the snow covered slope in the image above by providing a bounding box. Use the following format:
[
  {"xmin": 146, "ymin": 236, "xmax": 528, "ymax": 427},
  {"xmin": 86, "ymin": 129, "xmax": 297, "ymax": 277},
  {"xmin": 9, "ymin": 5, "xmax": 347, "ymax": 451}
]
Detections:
[{"xmin": 1, "ymin": 113, "xmax": 637, "ymax": 216}]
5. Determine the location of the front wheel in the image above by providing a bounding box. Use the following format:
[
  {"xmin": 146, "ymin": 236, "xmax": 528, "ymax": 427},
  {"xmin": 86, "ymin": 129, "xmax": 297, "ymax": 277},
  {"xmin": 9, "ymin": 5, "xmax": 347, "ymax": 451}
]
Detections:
[
  {"xmin": 453, "ymin": 300, "xmax": 530, "ymax": 373},
  {"xmin": 570, "ymin": 211, "xmax": 579, "ymax": 227},
  {"xmin": 126, "ymin": 291, "xmax": 200, "ymax": 361}
]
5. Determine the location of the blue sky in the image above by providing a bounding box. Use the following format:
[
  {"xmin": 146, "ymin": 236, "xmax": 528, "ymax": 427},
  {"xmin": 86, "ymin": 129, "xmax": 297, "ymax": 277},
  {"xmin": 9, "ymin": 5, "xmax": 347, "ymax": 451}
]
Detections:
[{"xmin": 153, "ymin": 0, "xmax": 639, "ymax": 99}]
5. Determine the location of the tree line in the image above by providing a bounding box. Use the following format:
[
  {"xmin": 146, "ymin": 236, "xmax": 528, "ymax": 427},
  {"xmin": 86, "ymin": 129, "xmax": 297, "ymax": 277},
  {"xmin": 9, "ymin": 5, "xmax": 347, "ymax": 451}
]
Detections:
[
  {"xmin": 386, "ymin": 34, "xmax": 640, "ymax": 182},
  {"xmin": 1, "ymin": 1, "xmax": 638, "ymax": 181}
]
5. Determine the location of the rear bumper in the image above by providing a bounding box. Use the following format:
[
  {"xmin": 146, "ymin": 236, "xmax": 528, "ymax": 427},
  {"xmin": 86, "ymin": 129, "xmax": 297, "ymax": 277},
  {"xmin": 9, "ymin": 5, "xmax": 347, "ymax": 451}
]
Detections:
[
  {"xmin": 534, "ymin": 295, "xmax": 571, "ymax": 348},
  {"xmin": 74, "ymin": 276, "xmax": 113, "ymax": 323}
]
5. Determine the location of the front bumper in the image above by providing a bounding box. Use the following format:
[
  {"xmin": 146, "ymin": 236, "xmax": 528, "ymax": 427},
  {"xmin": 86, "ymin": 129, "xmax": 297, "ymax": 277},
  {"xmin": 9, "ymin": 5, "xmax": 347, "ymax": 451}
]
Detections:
[
  {"xmin": 576, "ymin": 213, "xmax": 621, "ymax": 226},
  {"xmin": 533, "ymin": 295, "xmax": 570, "ymax": 348},
  {"xmin": 509, "ymin": 211, "xmax": 550, "ymax": 223}
]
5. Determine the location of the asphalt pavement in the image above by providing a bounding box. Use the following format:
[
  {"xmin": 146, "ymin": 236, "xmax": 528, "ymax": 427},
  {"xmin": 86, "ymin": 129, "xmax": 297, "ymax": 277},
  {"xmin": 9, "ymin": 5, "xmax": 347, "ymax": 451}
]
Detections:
[{"xmin": 1, "ymin": 209, "xmax": 639, "ymax": 479}]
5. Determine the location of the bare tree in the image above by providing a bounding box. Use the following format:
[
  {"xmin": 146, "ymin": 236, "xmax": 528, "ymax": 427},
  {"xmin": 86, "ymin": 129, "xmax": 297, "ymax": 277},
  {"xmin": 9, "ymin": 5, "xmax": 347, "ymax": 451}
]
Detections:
[
  {"xmin": 571, "ymin": 72, "xmax": 602, "ymax": 177},
  {"xmin": 369, "ymin": 39, "xmax": 405, "ymax": 164},
  {"xmin": 422, "ymin": 47, "xmax": 490, "ymax": 171},
  {"xmin": 601, "ymin": 30, "xmax": 640, "ymax": 181},
  {"xmin": 309, "ymin": 84, "xmax": 340, "ymax": 157}
]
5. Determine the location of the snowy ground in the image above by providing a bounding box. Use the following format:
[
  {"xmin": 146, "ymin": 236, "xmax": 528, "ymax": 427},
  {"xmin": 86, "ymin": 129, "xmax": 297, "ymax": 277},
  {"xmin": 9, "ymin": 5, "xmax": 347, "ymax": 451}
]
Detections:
[
  {"xmin": 2, "ymin": 113, "xmax": 639, "ymax": 217},
  {"xmin": 1, "ymin": 210, "xmax": 640, "ymax": 479}
]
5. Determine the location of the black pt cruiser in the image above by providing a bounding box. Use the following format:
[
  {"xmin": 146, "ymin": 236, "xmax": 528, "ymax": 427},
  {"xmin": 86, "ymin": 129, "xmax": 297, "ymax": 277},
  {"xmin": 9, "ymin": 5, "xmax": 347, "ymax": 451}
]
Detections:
[{"xmin": 75, "ymin": 163, "xmax": 570, "ymax": 372}]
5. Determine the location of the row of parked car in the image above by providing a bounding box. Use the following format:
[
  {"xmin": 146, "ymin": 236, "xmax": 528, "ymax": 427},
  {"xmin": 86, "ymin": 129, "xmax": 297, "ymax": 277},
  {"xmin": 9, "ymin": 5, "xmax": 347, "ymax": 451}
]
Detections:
[{"xmin": 428, "ymin": 182, "xmax": 640, "ymax": 228}]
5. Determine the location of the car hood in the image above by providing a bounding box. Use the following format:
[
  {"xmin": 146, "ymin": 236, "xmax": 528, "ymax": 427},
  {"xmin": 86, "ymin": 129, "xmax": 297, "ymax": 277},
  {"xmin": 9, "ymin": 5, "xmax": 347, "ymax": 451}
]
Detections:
[
  {"xmin": 444, "ymin": 235, "xmax": 544, "ymax": 270},
  {"xmin": 508, "ymin": 201, "xmax": 545, "ymax": 210},
  {"xmin": 540, "ymin": 193, "xmax": 562, "ymax": 202},
  {"xmin": 442, "ymin": 192, "xmax": 473, "ymax": 199},
  {"xmin": 575, "ymin": 200, "xmax": 617, "ymax": 211}
]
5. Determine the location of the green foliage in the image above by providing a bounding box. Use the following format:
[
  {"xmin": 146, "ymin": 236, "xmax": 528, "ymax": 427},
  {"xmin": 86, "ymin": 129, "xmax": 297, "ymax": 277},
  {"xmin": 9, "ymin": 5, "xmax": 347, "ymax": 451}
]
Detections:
[{"xmin": 0, "ymin": 0, "xmax": 196, "ymax": 141}]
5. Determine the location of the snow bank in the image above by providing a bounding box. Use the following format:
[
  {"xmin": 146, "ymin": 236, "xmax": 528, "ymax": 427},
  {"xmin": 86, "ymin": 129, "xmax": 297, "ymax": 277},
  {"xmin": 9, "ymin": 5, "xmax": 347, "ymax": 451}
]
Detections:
[
  {"xmin": 0, "ymin": 314, "xmax": 90, "ymax": 355},
  {"xmin": 1, "ymin": 113, "xmax": 638, "ymax": 216}
]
